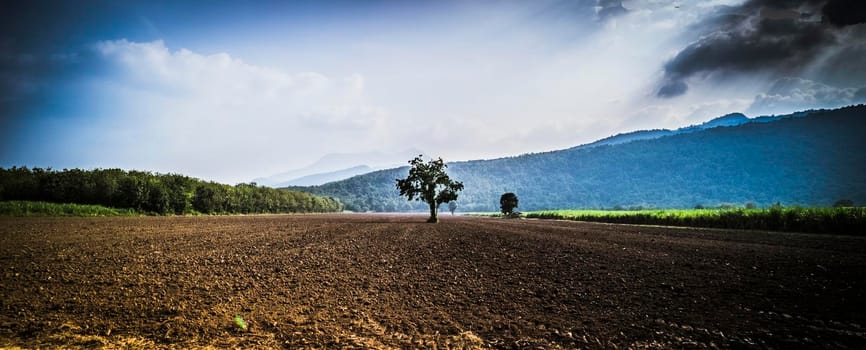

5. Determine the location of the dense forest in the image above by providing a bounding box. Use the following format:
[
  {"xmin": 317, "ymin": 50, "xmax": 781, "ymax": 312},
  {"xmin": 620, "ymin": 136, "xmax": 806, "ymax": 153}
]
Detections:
[
  {"xmin": 295, "ymin": 105, "xmax": 866, "ymax": 212},
  {"xmin": 0, "ymin": 167, "xmax": 343, "ymax": 214}
]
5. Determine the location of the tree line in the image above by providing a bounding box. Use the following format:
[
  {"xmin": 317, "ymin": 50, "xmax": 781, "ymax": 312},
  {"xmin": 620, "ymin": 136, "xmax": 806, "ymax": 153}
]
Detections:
[{"xmin": 0, "ymin": 167, "xmax": 343, "ymax": 215}]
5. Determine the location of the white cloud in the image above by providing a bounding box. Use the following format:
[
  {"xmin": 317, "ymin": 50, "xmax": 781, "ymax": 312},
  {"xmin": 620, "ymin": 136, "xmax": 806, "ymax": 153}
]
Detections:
[
  {"xmin": 94, "ymin": 40, "xmax": 368, "ymax": 115},
  {"xmin": 367, "ymin": 0, "xmax": 736, "ymax": 158},
  {"xmin": 80, "ymin": 40, "xmax": 389, "ymax": 183}
]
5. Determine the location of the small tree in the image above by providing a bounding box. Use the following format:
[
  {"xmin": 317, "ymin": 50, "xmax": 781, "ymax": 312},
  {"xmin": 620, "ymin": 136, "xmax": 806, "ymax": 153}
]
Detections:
[
  {"xmin": 396, "ymin": 155, "xmax": 464, "ymax": 223},
  {"xmin": 500, "ymin": 192, "xmax": 518, "ymax": 216},
  {"xmin": 448, "ymin": 201, "xmax": 457, "ymax": 215}
]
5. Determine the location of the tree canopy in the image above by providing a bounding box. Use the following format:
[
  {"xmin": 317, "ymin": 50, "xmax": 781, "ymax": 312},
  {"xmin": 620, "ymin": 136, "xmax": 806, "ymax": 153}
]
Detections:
[
  {"xmin": 500, "ymin": 192, "xmax": 519, "ymax": 215},
  {"xmin": 0, "ymin": 167, "xmax": 343, "ymax": 215},
  {"xmin": 396, "ymin": 156, "xmax": 464, "ymax": 222}
]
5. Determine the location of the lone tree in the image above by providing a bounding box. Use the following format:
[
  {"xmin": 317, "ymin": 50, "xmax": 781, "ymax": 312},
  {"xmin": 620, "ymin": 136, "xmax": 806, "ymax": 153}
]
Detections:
[
  {"xmin": 396, "ymin": 155, "xmax": 464, "ymax": 223},
  {"xmin": 448, "ymin": 201, "xmax": 457, "ymax": 215},
  {"xmin": 500, "ymin": 192, "xmax": 519, "ymax": 216}
]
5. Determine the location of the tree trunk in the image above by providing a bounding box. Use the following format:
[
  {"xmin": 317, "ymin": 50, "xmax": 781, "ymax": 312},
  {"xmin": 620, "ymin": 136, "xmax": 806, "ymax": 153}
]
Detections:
[{"xmin": 427, "ymin": 201, "xmax": 438, "ymax": 223}]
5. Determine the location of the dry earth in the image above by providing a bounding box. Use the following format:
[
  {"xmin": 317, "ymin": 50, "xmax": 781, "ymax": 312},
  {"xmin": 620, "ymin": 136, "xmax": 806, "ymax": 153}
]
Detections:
[{"xmin": 1, "ymin": 214, "xmax": 865, "ymax": 349}]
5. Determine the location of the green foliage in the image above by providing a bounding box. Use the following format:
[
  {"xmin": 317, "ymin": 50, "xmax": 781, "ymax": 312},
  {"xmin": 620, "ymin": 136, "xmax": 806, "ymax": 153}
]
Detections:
[
  {"xmin": 527, "ymin": 207, "xmax": 866, "ymax": 235},
  {"xmin": 0, "ymin": 167, "xmax": 343, "ymax": 215},
  {"xmin": 0, "ymin": 201, "xmax": 137, "ymax": 216},
  {"xmin": 396, "ymin": 155, "xmax": 464, "ymax": 222},
  {"xmin": 298, "ymin": 105, "xmax": 866, "ymax": 212},
  {"xmin": 500, "ymin": 192, "xmax": 519, "ymax": 215},
  {"xmin": 234, "ymin": 315, "xmax": 248, "ymax": 332},
  {"xmin": 448, "ymin": 201, "xmax": 457, "ymax": 215}
]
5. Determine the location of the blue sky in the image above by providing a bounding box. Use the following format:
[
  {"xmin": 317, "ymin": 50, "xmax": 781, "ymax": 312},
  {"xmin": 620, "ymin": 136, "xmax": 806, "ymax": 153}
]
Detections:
[{"xmin": 2, "ymin": 0, "xmax": 865, "ymax": 184}]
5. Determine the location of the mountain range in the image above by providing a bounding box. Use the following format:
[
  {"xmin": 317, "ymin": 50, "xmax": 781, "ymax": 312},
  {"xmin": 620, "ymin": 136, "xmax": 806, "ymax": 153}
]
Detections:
[
  {"xmin": 574, "ymin": 111, "xmax": 808, "ymax": 149},
  {"xmin": 254, "ymin": 148, "xmax": 424, "ymax": 187},
  {"xmin": 291, "ymin": 105, "xmax": 866, "ymax": 212}
]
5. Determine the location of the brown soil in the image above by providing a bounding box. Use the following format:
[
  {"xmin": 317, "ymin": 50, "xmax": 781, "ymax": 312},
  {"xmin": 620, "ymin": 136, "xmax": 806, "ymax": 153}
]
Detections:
[{"xmin": 1, "ymin": 214, "xmax": 865, "ymax": 349}]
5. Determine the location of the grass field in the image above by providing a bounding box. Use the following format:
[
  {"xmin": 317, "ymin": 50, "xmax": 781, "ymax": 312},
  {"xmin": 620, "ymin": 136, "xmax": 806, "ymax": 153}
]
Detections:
[
  {"xmin": 524, "ymin": 207, "xmax": 866, "ymax": 235},
  {"xmin": 0, "ymin": 201, "xmax": 138, "ymax": 217}
]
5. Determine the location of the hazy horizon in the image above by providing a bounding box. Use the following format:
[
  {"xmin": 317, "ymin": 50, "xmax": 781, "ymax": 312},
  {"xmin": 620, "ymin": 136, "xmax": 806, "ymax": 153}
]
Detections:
[{"xmin": 3, "ymin": 0, "xmax": 865, "ymax": 184}]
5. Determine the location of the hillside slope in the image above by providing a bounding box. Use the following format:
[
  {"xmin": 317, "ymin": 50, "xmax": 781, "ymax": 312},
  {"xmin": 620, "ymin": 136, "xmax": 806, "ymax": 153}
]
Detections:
[{"xmin": 295, "ymin": 105, "xmax": 866, "ymax": 212}]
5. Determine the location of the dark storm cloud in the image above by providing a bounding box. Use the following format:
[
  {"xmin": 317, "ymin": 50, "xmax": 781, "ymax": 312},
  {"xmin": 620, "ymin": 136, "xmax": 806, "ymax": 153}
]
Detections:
[
  {"xmin": 2, "ymin": 1, "xmax": 124, "ymax": 109},
  {"xmin": 0, "ymin": 29, "xmax": 108, "ymax": 121},
  {"xmin": 822, "ymin": 0, "xmax": 866, "ymax": 27},
  {"xmin": 657, "ymin": 79, "xmax": 687, "ymax": 98},
  {"xmin": 0, "ymin": 0, "xmax": 201, "ymax": 150},
  {"xmin": 656, "ymin": 0, "xmax": 866, "ymax": 98},
  {"xmin": 0, "ymin": 1, "xmax": 143, "ymax": 54},
  {"xmin": 0, "ymin": 49, "xmax": 108, "ymax": 163},
  {"xmin": 1, "ymin": 53, "xmax": 78, "ymax": 108},
  {"xmin": 0, "ymin": 1, "xmax": 132, "ymax": 151},
  {"xmin": 662, "ymin": 19, "xmax": 833, "ymax": 83}
]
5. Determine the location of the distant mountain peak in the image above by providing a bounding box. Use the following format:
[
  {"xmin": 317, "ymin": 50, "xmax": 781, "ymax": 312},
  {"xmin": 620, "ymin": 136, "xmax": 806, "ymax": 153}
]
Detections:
[
  {"xmin": 253, "ymin": 148, "xmax": 424, "ymax": 187},
  {"xmin": 700, "ymin": 112, "xmax": 749, "ymax": 128},
  {"xmin": 577, "ymin": 111, "xmax": 780, "ymax": 151}
]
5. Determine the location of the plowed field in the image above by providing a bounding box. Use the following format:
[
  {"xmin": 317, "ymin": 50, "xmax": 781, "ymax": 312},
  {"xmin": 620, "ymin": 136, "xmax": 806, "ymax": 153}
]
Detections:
[{"xmin": 1, "ymin": 214, "xmax": 865, "ymax": 349}]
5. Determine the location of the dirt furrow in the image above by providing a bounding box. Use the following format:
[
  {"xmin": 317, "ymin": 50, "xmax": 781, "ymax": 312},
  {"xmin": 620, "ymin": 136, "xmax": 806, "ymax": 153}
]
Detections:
[{"xmin": 1, "ymin": 214, "xmax": 865, "ymax": 349}]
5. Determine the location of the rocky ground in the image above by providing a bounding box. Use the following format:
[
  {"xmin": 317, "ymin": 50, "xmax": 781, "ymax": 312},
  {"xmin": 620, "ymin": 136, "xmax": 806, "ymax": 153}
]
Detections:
[{"xmin": 1, "ymin": 214, "xmax": 865, "ymax": 349}]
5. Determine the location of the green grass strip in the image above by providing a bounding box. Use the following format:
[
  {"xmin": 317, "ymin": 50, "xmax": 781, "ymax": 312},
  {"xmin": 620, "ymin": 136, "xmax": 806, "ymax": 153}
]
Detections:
[
  {"xmin": 524, "ymin": 207, "xmax": 866, "ymax": 235},
  {"xmin": 0, "ymin": 201, "xmax": 138, "ymax": 217}
]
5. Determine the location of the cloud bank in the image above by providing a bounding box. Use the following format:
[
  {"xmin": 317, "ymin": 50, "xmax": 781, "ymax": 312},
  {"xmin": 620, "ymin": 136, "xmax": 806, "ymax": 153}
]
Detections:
[
  {"xmin": 3, "ymin": 0, "xmax": 865, "ymax": 183},
  {"xmin": 657, "ymin": 0, "xmax": 866, "ymax": 101},
  {"xmin": 2, "ymin": 40, "xmax": 388, "ymax": 182},
  {"xmin": 95, "ymin": 39, "xmax": 383, "ymax": 127},
  {"xmin": 748, "ymin": 77, "xmax": 866, "ymax": 115}
]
